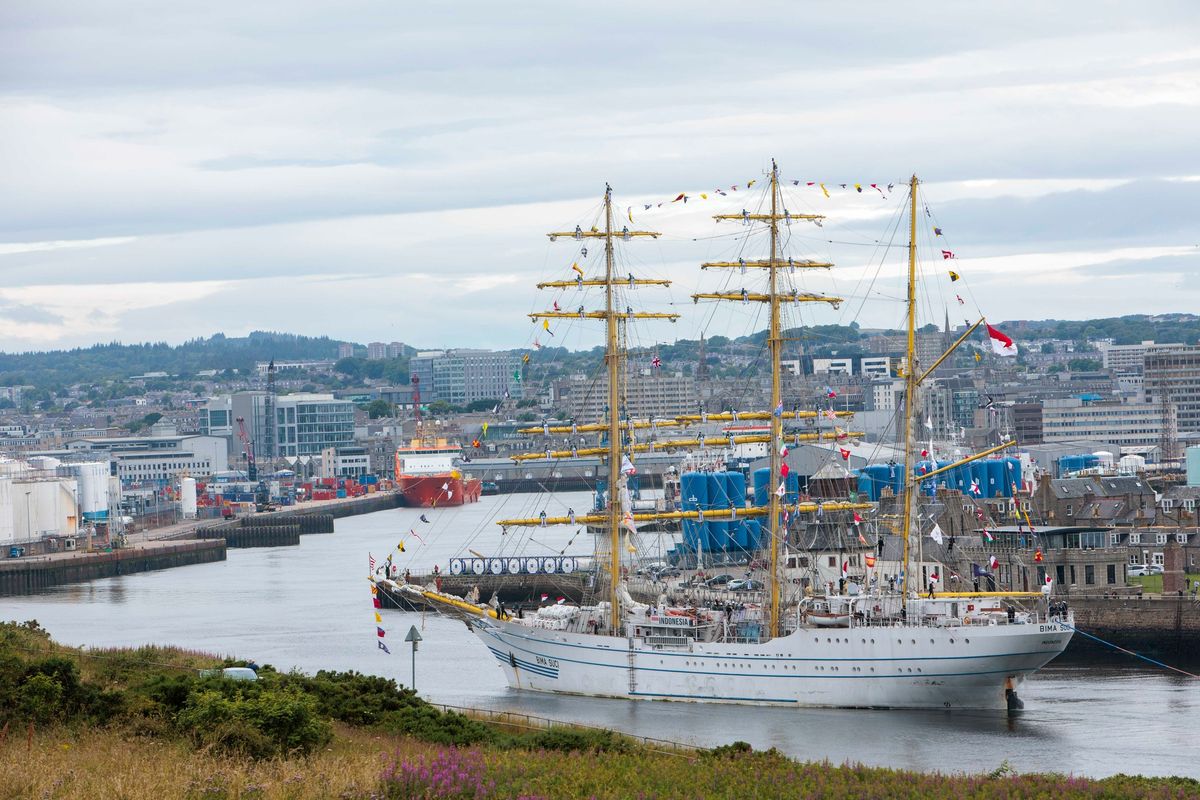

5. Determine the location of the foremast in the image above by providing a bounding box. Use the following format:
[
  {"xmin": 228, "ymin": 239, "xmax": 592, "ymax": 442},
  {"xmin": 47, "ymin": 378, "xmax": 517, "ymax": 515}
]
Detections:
[{"xmin": 536, "ymin": 185, "xmax": 675, "ymax": 635}]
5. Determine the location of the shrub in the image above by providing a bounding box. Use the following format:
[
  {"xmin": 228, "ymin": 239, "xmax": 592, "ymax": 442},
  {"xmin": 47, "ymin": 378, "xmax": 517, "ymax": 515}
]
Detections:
[{"xmin": 177, "ymin": 687, "xmax": 331, "ymax": 759}]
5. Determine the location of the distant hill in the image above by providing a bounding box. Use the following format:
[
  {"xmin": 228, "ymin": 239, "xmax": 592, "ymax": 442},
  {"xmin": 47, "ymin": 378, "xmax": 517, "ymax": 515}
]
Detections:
[
  {"xmin": 0, "ymin": 332, "xmax": 346, "ymax": 389},
  {"xmin": 997, "ymin": 314, "xmax": 1200, "ymax": 346}
]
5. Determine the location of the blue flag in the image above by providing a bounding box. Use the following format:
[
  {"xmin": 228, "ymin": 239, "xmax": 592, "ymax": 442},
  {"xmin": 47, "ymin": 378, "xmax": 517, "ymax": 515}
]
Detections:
[{"xmin": 378, "ymin": 640, "xmax": 391, "ymax": 655}]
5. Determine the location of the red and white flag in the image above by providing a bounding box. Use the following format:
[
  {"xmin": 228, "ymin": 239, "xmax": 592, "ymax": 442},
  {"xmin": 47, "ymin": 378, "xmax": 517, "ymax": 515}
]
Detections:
[
  {"xmin": 839, "ymin": 448, "xmax": 851, "ymax": 460},
  {"xmin": 986, "ymin": 323, "xmax": 1018, "ymax": 357},
  {"xmin": 841, "ymin": 560, "xmax": 849, "ymax": 579},
  {"xmin": 941, "ymin": 250, "xmax": 956, "ymax": 260},
  {"xmin": 989, "ymin": 555, "xmax": 999, "ymax": 571}
]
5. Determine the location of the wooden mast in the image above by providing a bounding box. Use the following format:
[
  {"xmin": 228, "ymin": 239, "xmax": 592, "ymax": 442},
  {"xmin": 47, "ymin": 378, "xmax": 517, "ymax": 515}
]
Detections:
[
  {"xmin": 766, "ymin": 161, "xmax": 784, "ymax": 637},
  {"xmin": 899, "ymin": 175, "xmax": 920, "ymax": 597},
  {"xmin": 696, "ymin": 160, "xmax": 844, "ymax": 640},
  {"xmin": 603, "ymin": 184, "xmax": 623, "ymax": 634}
]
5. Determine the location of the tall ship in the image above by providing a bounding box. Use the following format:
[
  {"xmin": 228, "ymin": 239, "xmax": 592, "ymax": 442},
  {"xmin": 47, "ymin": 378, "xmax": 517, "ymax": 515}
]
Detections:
[
  {"xmin": 401, "ymin": 166, "xmax": 1073, "ymax": 708},
  {"xmin": 394, "ymin": 376, "xmax": 481, "ymax": 508}
]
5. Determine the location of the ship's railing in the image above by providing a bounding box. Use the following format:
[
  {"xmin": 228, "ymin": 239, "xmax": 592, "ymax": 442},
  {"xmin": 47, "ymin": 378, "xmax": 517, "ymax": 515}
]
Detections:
[{"xmin": 429, "ymin": 703, "xmax": 700, "ymax": 756}]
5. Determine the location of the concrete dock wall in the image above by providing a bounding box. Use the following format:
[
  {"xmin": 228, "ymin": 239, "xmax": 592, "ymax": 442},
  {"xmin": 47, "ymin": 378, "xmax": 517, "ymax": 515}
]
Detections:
[{"xmin": 0, "ymin": 540, "xmax": 226, "ymax": 596}]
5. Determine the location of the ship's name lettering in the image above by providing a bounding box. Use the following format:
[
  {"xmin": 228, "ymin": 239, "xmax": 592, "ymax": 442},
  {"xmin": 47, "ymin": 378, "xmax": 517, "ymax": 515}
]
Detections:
[
  {"xmin": 652, "ymin": 616, "xmax": 695, "ymax": 626},
  {"xmin": 1038, "ymin": 624, "xmax": 1063, "ymax": 633},
  {"xmin": 535, "ymin": 656, "xmax": 559, "ymax": 668}
]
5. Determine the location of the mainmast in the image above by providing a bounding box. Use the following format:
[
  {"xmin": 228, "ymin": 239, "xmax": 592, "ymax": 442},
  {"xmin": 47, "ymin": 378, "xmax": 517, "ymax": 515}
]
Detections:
[
  {"xmin": 766, "ymin": 164, "xmax": 784, "ymax": 638},
  {"xmin": 899, "ymin": 175, "xmax": 920, "ymax": 597},
  {"xmin": 694, "ymin": 160, "xmax": 843, "ymax": 639},
  {"xmin": 535, "ymin": 186, "xmax": 675, "ymax": 635},
  {"xmin": 603, "ymin": 186, "xmax": 623, "ymax": 634}
]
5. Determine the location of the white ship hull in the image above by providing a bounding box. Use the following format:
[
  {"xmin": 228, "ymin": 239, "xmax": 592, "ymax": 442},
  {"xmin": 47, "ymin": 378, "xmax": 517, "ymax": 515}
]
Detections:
[{"xmin": 470, "ymin": 615, "xmax": 1073, "ymax": 709}]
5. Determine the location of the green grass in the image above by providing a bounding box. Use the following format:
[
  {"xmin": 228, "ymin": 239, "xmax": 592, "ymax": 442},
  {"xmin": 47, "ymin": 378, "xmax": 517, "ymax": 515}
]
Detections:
[{"xmin": 1127, "ymin": 573, "xmax": 1200, "ymax": 594}]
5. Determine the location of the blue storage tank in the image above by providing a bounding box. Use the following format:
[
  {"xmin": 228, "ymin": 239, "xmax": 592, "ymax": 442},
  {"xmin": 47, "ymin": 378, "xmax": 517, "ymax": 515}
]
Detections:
[
  {"xmin": 726, "ymin": 471, "xmax": 747, "ymax": 509},
  {"xmin": 745, "ymin": 519, "xmax": 763, "ymax": 551},
  {"xmin": 1003, "ymin": 457, "xmax": 1021, "ymax": 496},
  {"xmin": 785, "ymin": 472, "xmax": 801, "ymax": 504},
  {"xmin": 966, "ymin": 461, "xmax": 987, "ymax": 496},
  {"xmin": 681, "ymin": 472, "xmax": 708, "ymax": 553},
  {"xmin": 733, "ymin": 519, "xmax": 751, "ymax": 549},
  {"xmin": 857, "ymin": 465, "xmax": 885, "ymax": 501},
  {"xmin": 753, "ymin": 467, "xmax": 770, "ymax": 507},
  {"xmin": 707, "ymin": 473, "xmax": 730, "ymax": 551},
  {"xmin": 914, "ymin": 459, "xmax": 936, "ymax": 496},
  {"xmin": 985, "ymin": 460, "xmax": 1004, "ymax": 498}
]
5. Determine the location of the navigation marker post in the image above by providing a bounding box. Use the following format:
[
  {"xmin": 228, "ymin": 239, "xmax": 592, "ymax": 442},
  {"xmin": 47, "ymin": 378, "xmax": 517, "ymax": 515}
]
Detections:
[{"xmin": 404, "ymin": 625, "xmax": 423, "ymax": 691}]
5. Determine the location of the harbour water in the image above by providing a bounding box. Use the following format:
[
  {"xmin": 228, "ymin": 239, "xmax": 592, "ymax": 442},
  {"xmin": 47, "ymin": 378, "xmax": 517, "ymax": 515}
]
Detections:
[{"xmin": 2, "ymin": 493, "xmax": 1196, "ymax": 780}]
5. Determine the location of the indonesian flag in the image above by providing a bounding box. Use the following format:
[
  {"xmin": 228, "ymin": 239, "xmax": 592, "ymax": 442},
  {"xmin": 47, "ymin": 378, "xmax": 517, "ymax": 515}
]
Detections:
[
  {"xmin": 853, "ymin": 512, "xmax": 863, "ymax": 524},
  {"xmin": 989, "ymin": 555, "xmax": 999, "ymax": 571},
  {"xmin": 540, "ymin": 593, "xmax": 549, "ymax": 602},
  {"xmin": 556, "ymin": 596, "xmax": 565, "ymax": 604},
  {"xmin": 986, "ymin": 323, "xmax": 1018, "ymax": 356},
  {"xmin": 930, "ymin": 570, "xmax": 940, "ymax": 583},
  {"xmin": 841, "ymin": 561, "xmax": 849, "ymax": 579}
]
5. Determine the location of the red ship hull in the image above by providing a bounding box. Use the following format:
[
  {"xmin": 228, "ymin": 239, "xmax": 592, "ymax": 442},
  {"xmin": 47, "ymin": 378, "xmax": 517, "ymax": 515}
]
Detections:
[{"xmin": 398, "ymin": 473, "xmax": 482, "ymax": 508}]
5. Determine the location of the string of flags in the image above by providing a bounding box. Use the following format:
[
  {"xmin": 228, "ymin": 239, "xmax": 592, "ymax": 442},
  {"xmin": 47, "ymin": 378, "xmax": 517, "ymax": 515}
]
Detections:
[
  {"xmin": 370, "ymin": 554, "xmax": 391, "ymax": 655},
  {"xmin": 618, "ymin": 176, "xmax": 899, "ymax": 222}
]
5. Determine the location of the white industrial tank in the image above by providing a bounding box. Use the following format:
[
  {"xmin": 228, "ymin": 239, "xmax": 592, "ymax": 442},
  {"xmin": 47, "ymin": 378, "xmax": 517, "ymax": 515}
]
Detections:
[
  {"xmin": 0, "ymin": 476, "xmax": 14, "ymax": 543},
  {"xmin": 76, "ymin": 463, "xmax": 109, "ymax": 521},
  {"xmin": 181, "ymin": 477, "xmax": 198, "ymax": 519}
]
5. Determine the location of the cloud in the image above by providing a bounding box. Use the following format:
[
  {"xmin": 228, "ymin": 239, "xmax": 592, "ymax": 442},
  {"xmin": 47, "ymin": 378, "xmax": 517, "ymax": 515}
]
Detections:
[{"xmin": 0, "ymin": 2, "xmax": 1197, "ymax": 349}]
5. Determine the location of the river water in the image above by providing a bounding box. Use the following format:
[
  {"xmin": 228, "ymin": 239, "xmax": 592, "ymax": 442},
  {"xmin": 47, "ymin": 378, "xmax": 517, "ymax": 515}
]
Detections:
[{"xmin": 2, "ymin": 493, "xmax": 1196, "ymax": 779}]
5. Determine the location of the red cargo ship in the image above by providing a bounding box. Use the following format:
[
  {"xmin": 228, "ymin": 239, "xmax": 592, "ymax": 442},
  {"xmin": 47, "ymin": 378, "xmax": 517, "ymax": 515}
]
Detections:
[{"xmin": 395, "ymin": 438, "xmax": 481, "ymax": 508}]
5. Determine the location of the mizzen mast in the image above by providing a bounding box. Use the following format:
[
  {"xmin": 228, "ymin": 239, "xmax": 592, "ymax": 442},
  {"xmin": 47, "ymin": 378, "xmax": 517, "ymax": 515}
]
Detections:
[{"xmin": 899, "ymin": 175, "xmax": 920, "ymax": 598}]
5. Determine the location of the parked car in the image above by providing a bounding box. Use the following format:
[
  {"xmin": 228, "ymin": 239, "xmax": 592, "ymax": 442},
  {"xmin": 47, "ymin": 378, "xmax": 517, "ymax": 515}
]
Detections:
[
  {"xmin": 732, "ymin": 579, "xmax": 764, "ymax": 592},
  {"xmin": 705, "ymin": 574, "xmax": 735, "ymax": 587},
  {"xmin": 654, "ymin": 566, "xmax": 682, "ymax": 578},
  {"xmin": 1128, "ymin": 564, "xmax": 1150, "ymax": 577},
  {"xmin": 1149, "ymin": 564, "xmax": 1164, "ymax": 575}
]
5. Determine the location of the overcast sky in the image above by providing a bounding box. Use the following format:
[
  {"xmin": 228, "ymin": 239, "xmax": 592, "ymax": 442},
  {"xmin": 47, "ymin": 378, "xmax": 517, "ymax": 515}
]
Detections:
[{"xmin": 1, "ymin": 2, "xmax": 1198, "ymax": 354}]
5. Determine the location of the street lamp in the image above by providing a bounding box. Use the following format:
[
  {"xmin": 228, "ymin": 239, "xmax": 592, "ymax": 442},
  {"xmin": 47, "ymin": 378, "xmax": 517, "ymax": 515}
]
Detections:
[{"xmin": 404, "ymin": 625, "xmax": 423, "ymax": 691}]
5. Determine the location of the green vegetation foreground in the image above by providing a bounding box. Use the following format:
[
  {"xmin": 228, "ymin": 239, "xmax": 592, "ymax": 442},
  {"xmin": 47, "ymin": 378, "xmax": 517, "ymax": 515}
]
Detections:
[{"xmin": 1, "ymin": 621, "xmax": 1195, "ymax": 799}]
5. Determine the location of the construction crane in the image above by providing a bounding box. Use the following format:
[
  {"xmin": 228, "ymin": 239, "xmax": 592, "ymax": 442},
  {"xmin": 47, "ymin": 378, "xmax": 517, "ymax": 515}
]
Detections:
[{"xmin": 235, "ymin": 416, "xmax": 257, "ymax": 481}]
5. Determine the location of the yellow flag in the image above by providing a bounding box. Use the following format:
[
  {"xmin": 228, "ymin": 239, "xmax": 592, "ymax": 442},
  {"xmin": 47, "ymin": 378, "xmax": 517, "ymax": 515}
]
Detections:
[
  {"xmin": 747, "ymin": 179, "xmax": 756, "ymax": 188},
  {"xmin": 482, "ymin": 422, "xmax": 489, "ymax": 437},
  {"xmin": 819, "ymin": 182, "xmax": 830, "ymax": 198},
  {"xmin": 543, "ymin": 319, "xmax": 550, "ymax": 331},
  {"xmin": 370, "ymin": 585, "xmax": 378, "ymax": 595},
  {"xmin": 974, "ymin": 352, "xmax": 982, "ymax": 362},
  {"xmin": 374, "ymin": 612, "xmax": 382, "ymax": 623},
  {"xmin": 571, "ymin": 262, "xmax": 584, "ymax": 276},
  {"xmin": 522, "ymin": 353, "xmax": 530, "ymax": 364},
  {"xmin": 700, "ymin": 193, "xmax": 708, "ymax": 199},
  {"xmin": 627, "ymin": 207, "xmax": 633, "ymax": 223},
  {"xmin": 398, "ymin": 541, "xmax": 405, "ymax": 552}
]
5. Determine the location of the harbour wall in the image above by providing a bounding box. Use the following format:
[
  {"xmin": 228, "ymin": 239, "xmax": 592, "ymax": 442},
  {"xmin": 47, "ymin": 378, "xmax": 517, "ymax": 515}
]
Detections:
[
  {"xmin": 1061, "ymin": 595, "xmax": 1200, "ymax": 663},
  {"xmin": 0, "ymin": 539, "xmax": 226, "ymax": 596}
]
